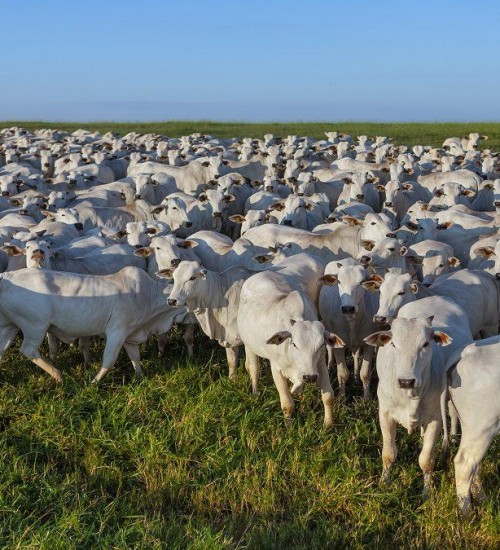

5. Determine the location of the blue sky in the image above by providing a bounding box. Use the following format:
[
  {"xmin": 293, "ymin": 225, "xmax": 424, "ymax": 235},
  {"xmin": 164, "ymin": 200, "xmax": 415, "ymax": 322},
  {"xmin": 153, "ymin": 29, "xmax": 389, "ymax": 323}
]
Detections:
[{"xmin": 1, "ymin": 0, "xmax": 499, "ymax": 122}]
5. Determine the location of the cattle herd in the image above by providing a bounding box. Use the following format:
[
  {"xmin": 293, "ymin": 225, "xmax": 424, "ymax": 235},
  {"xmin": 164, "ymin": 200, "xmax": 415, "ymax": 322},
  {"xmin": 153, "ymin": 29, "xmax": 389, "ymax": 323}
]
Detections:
[{"xmin": 0, "ymin": 127, "xmax": 499, "ymax": 516}]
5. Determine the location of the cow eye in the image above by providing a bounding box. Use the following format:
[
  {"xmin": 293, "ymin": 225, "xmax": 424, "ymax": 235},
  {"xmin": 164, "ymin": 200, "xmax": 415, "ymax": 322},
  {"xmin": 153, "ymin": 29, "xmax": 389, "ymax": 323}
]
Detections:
[
  {"xmin": 397, "ymin": 291, "xmax": 405, "ymax": 295},
  {"xmin": 388, "ymin": 247, "xmax": 395, "ymax": 252},
  {"xmin": 189, "ymin": 276, "xmax": 197, "ymax": 281},
  {"xmin": 291, "ymin": 342, "xmax": 297, "ymax": 348},
  {"xmin": 423, "ymin": 342, "xmax": 430, "ymax": 348},
  {"xmin": 439, "ymin": 263, "xmax": 444, "ymax": 268},
  {"xmin": 370, "ymin": 222, "xmax": 376, "ymax": 225}
]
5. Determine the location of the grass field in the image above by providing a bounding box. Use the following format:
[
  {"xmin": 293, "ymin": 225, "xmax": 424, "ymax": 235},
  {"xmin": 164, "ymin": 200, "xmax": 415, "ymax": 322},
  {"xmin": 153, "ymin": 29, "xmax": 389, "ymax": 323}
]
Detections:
[
  {"xmin": 2, "ymin": 121, "xmax": 500, "ymax": 150},
  {"xmin": 0, "ymin": 329, "xmax": 499, "ymax": 549},
  {"xmin": 0, "ymin": 121, "xmax": 499, "ymax": 548}
]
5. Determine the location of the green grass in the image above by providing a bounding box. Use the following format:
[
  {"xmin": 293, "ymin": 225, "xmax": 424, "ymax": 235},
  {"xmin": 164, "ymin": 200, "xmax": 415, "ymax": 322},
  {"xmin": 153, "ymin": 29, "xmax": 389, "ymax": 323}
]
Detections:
[
  {"xmin": 2, "ymin": 121, "xmax": 500, "ymax": 149},
  {"xmin": 0, "ymin": 329, "xmax": 498, "ymax": 549}
]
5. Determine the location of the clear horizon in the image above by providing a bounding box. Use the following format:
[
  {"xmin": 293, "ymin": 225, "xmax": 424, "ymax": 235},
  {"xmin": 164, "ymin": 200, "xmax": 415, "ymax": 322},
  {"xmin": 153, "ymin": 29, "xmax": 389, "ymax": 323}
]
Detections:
[{"xmin": 1, "ymin": 0, "xmax": 499, "ymax": 122}]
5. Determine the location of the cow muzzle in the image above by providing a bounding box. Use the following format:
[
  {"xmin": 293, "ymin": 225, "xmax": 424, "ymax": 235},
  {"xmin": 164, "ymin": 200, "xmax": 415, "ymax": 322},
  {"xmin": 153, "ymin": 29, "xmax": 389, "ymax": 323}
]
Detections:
[
  {"xmin": 373, "ymin": 315, "xmax": 387, "ymax": 324},
  {"xmin": 360, "ymin": 255, "xmax": 372, "ymax": 266},
  {"xmin": 283, "ymin": 220, "xmax": 293, "ymax": 226},
  {"xmin": 213, "ymin": 212, "xmax": 222, "ymax": 218},
  {"xmin": 356, "ymin": 194, "xmax": 365, "ymax": 200},
  {"xmin": 303, "ymin": 374, "xmax": 318, "ymax": 383},
  {"xmin": 183, "ymin": 221, "xmax": 193, "ymax": 228},
  {"xmin": 167, "ymin": 298, "xmax": 178, "ymax": 306},
  {"xmin": 74, "ymin": 223, "xmax": 84, "ymax": 231},
  {"xmin": 31, "ymin": 250, "xmax": 45, "ymax": 260},
  {"xmin": 384, "ymin": 201, "xmax": 393, "ymax": 207},
  {"xmin": 398, "ymin": 378, "xmax": 416, "ymax": 389},
  {"xmin": 341, "ymin": 305, "xmax": 356, "ymax": 314},
  {"xmin": 170, "ymin": 258, "xmax": 181, "ymax": 267}
]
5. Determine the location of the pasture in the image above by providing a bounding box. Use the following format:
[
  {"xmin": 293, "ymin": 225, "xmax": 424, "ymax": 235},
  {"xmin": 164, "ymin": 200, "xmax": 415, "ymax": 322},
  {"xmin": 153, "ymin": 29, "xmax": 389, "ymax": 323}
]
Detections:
[
  {"xmin": 0, "ymin": 122, "xmax": 498, "ymax": 549},
  {"xmin": 1, "ymin": 329, "xmax": 499, "ymax": 549},
  {"xmin": 2, "ymin": 121, "xmax": 500, "ymax": 150}
]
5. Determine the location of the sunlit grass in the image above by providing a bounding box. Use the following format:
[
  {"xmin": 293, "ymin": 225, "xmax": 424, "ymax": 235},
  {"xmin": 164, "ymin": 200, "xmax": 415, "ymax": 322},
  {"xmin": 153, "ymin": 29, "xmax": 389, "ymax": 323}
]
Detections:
[
  {"xmin": 2, "ymin": 121, "xmax": 500, "ymax": 149},
  {"xmin": 0, "ymin": 329, "xmax": 498, "ymax": 548}
]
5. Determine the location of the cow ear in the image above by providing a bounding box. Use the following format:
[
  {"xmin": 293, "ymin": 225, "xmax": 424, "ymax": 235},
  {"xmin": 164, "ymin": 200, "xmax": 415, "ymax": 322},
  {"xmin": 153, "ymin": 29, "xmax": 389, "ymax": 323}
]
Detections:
[
  {"xmin": 229, "ymin": 214, "xmax": 246, "ymax": 224},
  {"xmin": 448, "ymin": 256, "xmax": 460, "ymax": 267},
  {"xmin": 343, "ymin": 215, "xmax": 363, "ymax": 226},
  {"xmin": 432, "ymin": 331, "xmax": 453, "ymax": 346},
  {"xmin": 201, "ymin": 161, "xmax": 210, "ymax": 167},
  {"xmin": 198, "ymin": 193, "xmax": 208, "ymax": 203},
  {"xmin": 145, "ymin": 227, "xmax": 159, "ymax": 235},
  {"xmin": 318, "ymin": 274, "xmax": 338, "ymax": 286},
  {"xmin": 156, "ymin": 269, "xmax": 173, "ymax": 279},
  {"xmin": 342, "ymin": 177, "xmax": 353, "ymax": 184},
  {"xmin": 1, "ymin": 244, "xmax": 24, "ymax": 256},
  {"xmin": 200, "ymin": 268, "xmax": 207, "ymax": 279},
  {"xmin": 266, "ymin": 331, "xmax": 291, "ymax": 345},
  {"xmin": 254, "ymin": 254, "xmax": 272, "ymax": 264},
  {"xmin": 360, "ymin": 240, "xmax": 375, "ymax": 251},
  {"xmin": 270, "ymin": 201, "xmax": 285, "ymax": 211},
  {"xmin": 376, "ymin": 184, "xmax": 386, "ymax": 192},
  {"xmin": 437, "ymin": 221, "xmax": 453, "ymax": 230},
  {"xmin": 361, "ymin": 280, "xmax": 381, "ymax": 292},
  {"xmin": 324, "ymin": 332, "xmax": 345, "ymax": 348},
  {"xmin": 305, "ymin": 202, "xmax": 314, "ymax": 211},
  {"xmin": 421, "ymin": 203, "xmax": 430, "ymax": 211},
  {"xmin": 35, "ymin": 229, "xmax": 47, "ymax": 237},
  {"xmin": 434, "ymin": 189, "xmax": 444, "ymax": 197},
  {"xmin": 223, "ymin": 194, "xmax": 236, "ymax": 203},
  {"xmin": 402, "ymin": 183, "xmax": 413, "ymax": 191},
  {"xmin": 410, "ymin": 282, "xmax": 419, "ymax": 293},
  {"xmin": 10, "ymin": 199, "xmax": 22, "ymax": 206},
  {"xmin": 400, "ymin": 246, "xmax": 408, "ymax": 256},
  {"xmin": 290, "ymin": 319, "xmax": 296, "ymax": 326},
  {"xmin": 134, "ymin": 247, "xmax": 153, "ymax": 257},
  {"xmin": 152, "ymin": 205, "xmax": 166, "ymax": 214},
  {"xmin": 179, "ymin": 240, "xmax": 197, "ymax": 249},
  {"xmin": 474, "ymin": 246, "xmax": 495, "ymax": 259},
  {"xmin": 364, "ymin": 331, "xmax": 392, "ymax": 347},
  {"xmin": 111, "ymin": 229, "xmax": 128, "ymax": 239},
  {"xmin": 461, "ymin": 189, "xmax": 475, "ymax": 197}
]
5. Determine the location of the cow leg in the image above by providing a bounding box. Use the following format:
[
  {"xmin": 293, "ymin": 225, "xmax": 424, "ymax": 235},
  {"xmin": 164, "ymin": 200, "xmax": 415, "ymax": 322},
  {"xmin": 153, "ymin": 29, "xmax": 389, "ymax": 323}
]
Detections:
[
  {"xmin": 225, "ymin": 346, "xmax": 240, "ymax": 379},
  {"xmin": 317, "ymin": 354, "xmax": 335, "ymax": 427},
  {"xmin": 353, "ymin": 349, "xmax": 361, "ymax": 381},
  {"xmin": 333, "ymin": 347, "xmax": 349, "ymax": 398},
  {"xmin": 454, "ymin": 431, "xmax": 492, "ymax": 516},
  {"xmin": 183, "ymin": 324, "xmax": 195, "ymax": 358},
  {"xmin": 47, "ymin": 334, "xmax": 59, "ymax": 361},
  {"xmin": 79, "ymin": 337, "xmax": 91, "ymax": 365},
  {"xmin": 124, "ymin": 343, "xmax": 144, "ymax": 377},
  {"xmin": 92, "ymin": 333, "xmax": 126, "ymax": 383},
  {"xmin": 360, "ymin": 344, "xmax": 374, "ymax": 400},
  {"xmin": 379, "ymin": 409, "xmax": 397, "ymax": 484},
  {"xmin": 449, "ymin": 401, "xmax": 459, "ymax": 437},
  {"xmin": 271, "ymin": 364, "xmax": 294, "ymax": 425},
  {"xmin": 156, "ymin": 333, "xmax": 168, "ymax": 357},
  {"xmin": 419, "ymin": 419, "xmax": 441, "ymax": 498},
  {"xmin": 244, "ymin": 348, "xmax": 260, "ymax": 394},
  {"xmin": 20, "ymin": 329, "xmax": 63, "ymax": 383}
]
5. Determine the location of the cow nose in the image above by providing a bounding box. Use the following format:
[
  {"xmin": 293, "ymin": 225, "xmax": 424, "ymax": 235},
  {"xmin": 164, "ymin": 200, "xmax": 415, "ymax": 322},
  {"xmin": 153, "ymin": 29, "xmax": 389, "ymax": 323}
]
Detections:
[
  {"xmin": 283, "ymin": 220, "xmax": 293, "ymax": 226},
  {"xmin": 74, "ymin": 222, "xmax": 84, "ymax": 230},
  {"xmin": 272, "ymin": 163, "xmax": 278, "ymax": 168},
  {"xmin": 171, "ymin": 258, "xmax": 181, "ymax": 267},
  {"xmin": 398, "ymin": 378, "xmax": 416, "ymax": 389},
  {"xmin": 360, "ymin": 255, "xmax": 372, "ymax": 265},
  {"xmin": 184, "ymin": 222, "xmax": 193, "ymax": 227},
  {"xmin": 135, "ymin": 194, "xmax": 142, "ymax": 199},
  {"xmin": 1, "ymin": 191, "xmax": 9, "ymax": 196},
  {"xmin": 341, "ymin": 305, "xmax": 356, "ymax": 314},
  {"xmin": 213, "ymin": 211, "xmax": 222, "ymax": 218},
  {"xmin": 356, "ymin": 194, "xmax": 365, "ymax": 200},
  {"xmin": 385, "ymin": 201, "xmax": 393, "ymax": 207},
  {"xmin": 44, "ymin": 163, "xmax": 50, "ymax": 167},
  {"xmin": 303, "ymin": 374, "xmax": 318, "ymax": 383},
  {"xmin": 494, "ymin": 201, "xmax": 500, "ymax": 207},
  {"xmin": 167, "ymin": 298, "xmax": 177, "ymax": 306},
  {"xmin": 297, "ymin": 192, "xmax": 304, "ymax": 197},
  {"xmin": 423, "ymin": 282, "xmax": 432, "ymax": 288},
  {"xmin": 496, "ymin": 273, "xmax": 500, "ymax": 281},
  {"xmin": 373, "ymin": 315, "xmax": 387, "ymax": 324}
]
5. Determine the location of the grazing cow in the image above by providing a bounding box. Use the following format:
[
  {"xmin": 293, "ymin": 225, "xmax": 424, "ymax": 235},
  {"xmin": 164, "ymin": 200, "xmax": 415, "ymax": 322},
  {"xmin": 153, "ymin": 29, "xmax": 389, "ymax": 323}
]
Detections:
[
  {"xmin": 0, "ymin": 267, "xmax": 190, "ymax": 382},
  {"xmin": 365, "ymin": 297, "xmax": 473, "ymax": 495},
  {"xmin": 237, "ymin": 262, "xmax": 343, "ymax": 426},
  {"xmin": 319, "ymin": 262, "xmax": 382, "ymax": 398}
]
